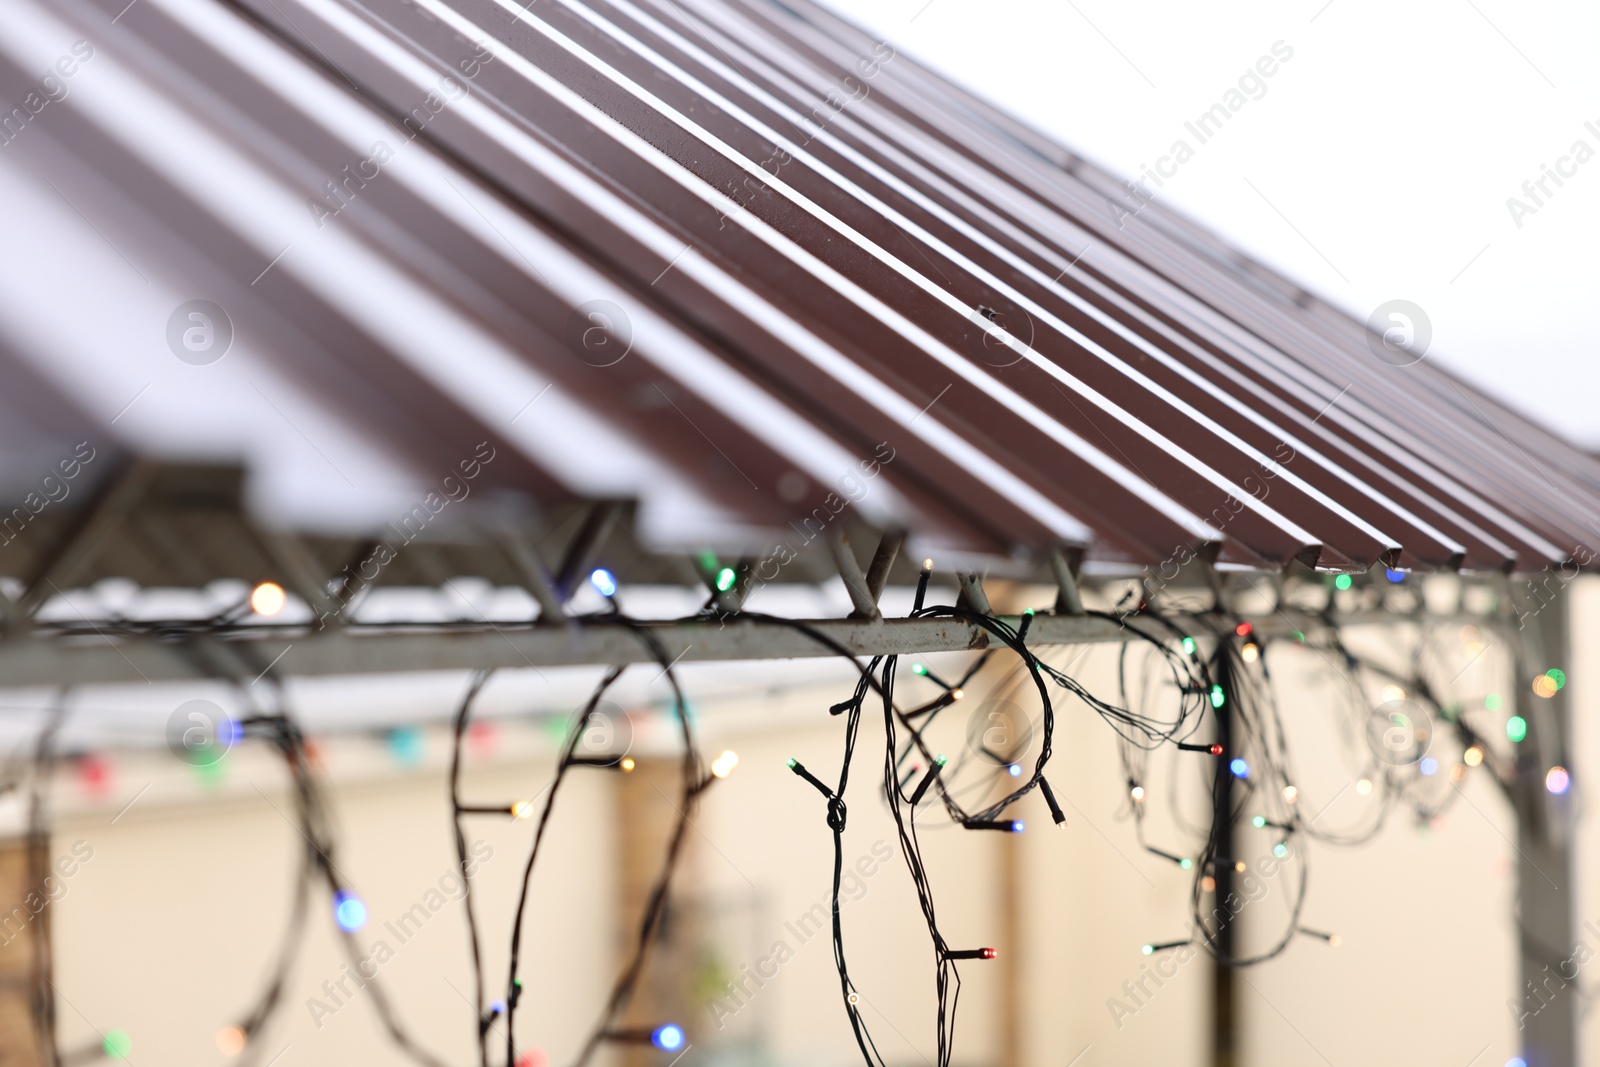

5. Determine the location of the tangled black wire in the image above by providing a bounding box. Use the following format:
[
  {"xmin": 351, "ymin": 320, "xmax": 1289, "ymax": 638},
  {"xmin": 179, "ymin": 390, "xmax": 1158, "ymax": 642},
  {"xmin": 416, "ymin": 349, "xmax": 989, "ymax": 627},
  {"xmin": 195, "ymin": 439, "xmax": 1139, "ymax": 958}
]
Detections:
[{"xmin": 12, "ymin": 573, "xmax": 1545, "ymax": 1067}]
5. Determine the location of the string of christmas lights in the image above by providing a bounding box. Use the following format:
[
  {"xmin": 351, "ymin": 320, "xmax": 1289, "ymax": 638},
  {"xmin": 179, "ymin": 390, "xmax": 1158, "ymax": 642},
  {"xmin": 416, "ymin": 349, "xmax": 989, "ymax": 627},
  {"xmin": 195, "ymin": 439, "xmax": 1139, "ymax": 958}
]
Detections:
[{"xmin": 13, "ymin": 567, "xmax": 1566, "ymax": 1067}]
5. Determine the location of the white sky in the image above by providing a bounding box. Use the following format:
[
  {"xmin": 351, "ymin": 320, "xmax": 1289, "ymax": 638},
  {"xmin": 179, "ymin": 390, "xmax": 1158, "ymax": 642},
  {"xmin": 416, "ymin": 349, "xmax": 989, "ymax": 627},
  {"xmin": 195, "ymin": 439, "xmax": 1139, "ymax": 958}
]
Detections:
[{"xmin": 833, "ymin": 0, "xmax": 1600, "ymax": 449}]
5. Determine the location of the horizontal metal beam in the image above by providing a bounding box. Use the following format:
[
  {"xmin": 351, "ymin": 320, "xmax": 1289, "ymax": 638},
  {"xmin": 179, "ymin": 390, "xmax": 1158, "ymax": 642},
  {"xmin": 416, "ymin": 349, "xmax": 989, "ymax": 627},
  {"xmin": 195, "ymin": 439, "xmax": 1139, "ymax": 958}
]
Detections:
[
  {"xmin": 0, "ymin": 606, "xmax": 1444, "ymax": 688},
  {"xmin": 0, "ymin": 614, "xmax": 1135, "ymax": 686}
]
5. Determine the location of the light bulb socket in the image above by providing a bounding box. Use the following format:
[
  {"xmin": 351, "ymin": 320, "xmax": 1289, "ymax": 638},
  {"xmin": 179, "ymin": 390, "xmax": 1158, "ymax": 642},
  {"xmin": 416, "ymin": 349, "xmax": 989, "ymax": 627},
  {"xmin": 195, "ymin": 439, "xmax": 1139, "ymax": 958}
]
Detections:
[
  {"xmin": 604, "ymin": 1025, "xmax": 686, "ymax": 1051},
  {"xmin": 909, "ymin": 762, "xmax": 944, "ymax": 806},
  {"xmin": 1017, "ymin": 610, "xmax": 1035, "ymax": 641},
  {"xmin": 1038, "ymin": 776, "xmax": 1067, "ymax": 827},
  {"xmin": 1298, "ymin": 927, "xmax": 1338, "ymax": 945},
  {"xmin": 913, "ymin": 563, "xmax": 932, "ymax": 612},
  {"xmin": 907, "ymin": 693, "xmax": 959, "ymax": 718},
  {"xmin": 787, "ymin": 758, "xmax": 832, "ymax": 799},
  {"xmin": 566, "ymin": 756, "xmax": 630, "ymax": 770},
  {"xmin": 945, "ymin": 947, "xmax": 998, "ymax": 960}
]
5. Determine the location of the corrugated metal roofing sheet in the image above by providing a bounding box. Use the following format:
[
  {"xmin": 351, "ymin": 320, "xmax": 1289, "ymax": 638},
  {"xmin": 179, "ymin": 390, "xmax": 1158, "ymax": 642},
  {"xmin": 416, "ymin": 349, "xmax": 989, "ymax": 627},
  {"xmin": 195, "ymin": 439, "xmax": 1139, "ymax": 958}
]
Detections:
[{"xmin": 1, "ymin": 0, "xmax": 1594, "ymax": 575}]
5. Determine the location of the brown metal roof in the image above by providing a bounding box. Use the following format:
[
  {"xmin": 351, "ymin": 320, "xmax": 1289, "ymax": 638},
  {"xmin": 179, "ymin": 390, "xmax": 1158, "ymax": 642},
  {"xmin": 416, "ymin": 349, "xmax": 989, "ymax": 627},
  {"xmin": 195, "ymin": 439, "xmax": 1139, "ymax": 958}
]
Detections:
[{"xmin": 1, "ymin": 0, "xmax": 1594, "ymax": 576}]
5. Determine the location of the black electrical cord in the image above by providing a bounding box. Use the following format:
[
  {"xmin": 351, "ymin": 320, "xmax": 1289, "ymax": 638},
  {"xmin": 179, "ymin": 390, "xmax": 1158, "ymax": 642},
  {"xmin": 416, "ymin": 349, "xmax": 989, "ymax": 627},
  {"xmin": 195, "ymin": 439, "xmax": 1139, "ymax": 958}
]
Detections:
[{"xmin": 22, "ymin": 577, "xmax": 1546, "ymax": 1065}]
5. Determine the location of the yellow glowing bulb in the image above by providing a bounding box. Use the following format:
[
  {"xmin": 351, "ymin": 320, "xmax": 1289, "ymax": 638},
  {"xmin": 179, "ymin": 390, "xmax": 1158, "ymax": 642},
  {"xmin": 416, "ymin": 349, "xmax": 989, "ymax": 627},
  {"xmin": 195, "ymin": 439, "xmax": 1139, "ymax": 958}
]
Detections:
[
  {"xmin": 1282, "ymin": 785, "xmax": 1298, "ymax": 803},
  {"xmin": 1328, "ymin": 934, "xmax": 1342, "ymax": 949},
  {"xmin": 1200, "ymin": 875, "xmax": 1216, "ymax": 893},
  {"xmin": 1355, "ymin": 778, "xmax": 1373, "ymax": 795},
  {"xmin": 711, "ymin": 750, "xmax": 739, "ymax": 779},
  {"xmin": 1463, "ymin": 746, "xmax": 1483, "ymax": 767},
  {"xmin": 216, "ymin": 1026, "xmax": 246, "ymax": 1056},
  {"xmin": 922, "ymin": 558, "xmax": 934, "ymax": 571},
  {"xmin": 250, "ymin": 581, "xmax": 286, "ymax": 616},
  {"xmin": 1381, "ymin": 684, "xmax": 1405, "ymax": 704},
  {"xmin": 1241, "ymin": 643, "xmax": 1259, "ymax": 663},
  {"xmin": 1130, "ymin": 785, "xmax": 1145, "ymax": 802},
  {"xmin": 511, "ymin": 800, "xmax": 535, "ymax": 819},
  {"xmin": 950, "ymin": 688, "xmax": 965, "ymax": 701},
  {"xmin": 620, "ymin": 757, "xmax": 636, "ymax": 773},
  {"xmin": 1449, "ymin": 764, "xmax": 1467, "ymax": 783},
  {"xmin": 1533, "ymin": 675, "xmax": 1558, "ymax": 699},
  {"xmin": 1235, "ymin": 861, "xmax": 1247, "ymax": 873}
]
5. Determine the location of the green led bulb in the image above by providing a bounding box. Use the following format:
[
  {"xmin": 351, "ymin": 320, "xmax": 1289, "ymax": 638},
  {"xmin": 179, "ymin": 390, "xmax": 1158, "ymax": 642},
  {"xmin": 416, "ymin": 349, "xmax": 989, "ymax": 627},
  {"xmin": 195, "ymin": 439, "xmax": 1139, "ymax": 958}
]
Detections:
[
  {"xmin": 1252, "ymin": 815, "xmax": 1266, "ymax": 829},
  {"xmin": 1334, "ymin": 574, "xmax": 1353, "ymax": 590},
  {"xmin": 935, "ymin": 754, "xmax": 949, "ymax": 766},
  {"xmin": 1507, "ymin": 716, "xmax": 1528, "ymax": 743},
  {"xmin": 786, "ymin": 757, "xmax": 798, "ymax": 769},
  {"xmin": 912, "ymin": 663, "xmax": 928, "ymax": 676},
  {"xmin": 103, "ymin": 1031, "xmax": 132, "ymax": 1059},
  {"xmin": 1210, "ymin": 685, "xmax": 1226, "ymax": 709},
  {"xmin": 715, "ymin": 567, "xmax": 737, "ymax": 592},
  {"xmin": 1182, "ymin": 637, "xmax": 1197, "ymax": 655}
]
